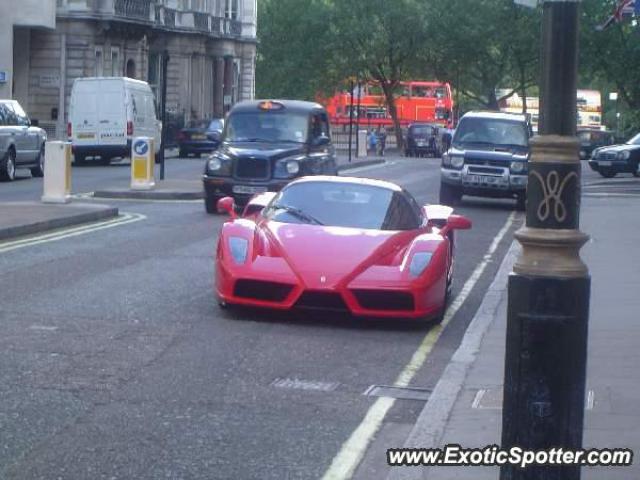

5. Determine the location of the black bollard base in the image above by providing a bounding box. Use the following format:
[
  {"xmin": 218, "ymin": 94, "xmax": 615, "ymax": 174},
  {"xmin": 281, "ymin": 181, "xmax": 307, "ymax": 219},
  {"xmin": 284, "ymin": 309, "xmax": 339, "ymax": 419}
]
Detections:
[{"xmin": 500, "ymin": 274, "xmax": 590, "ymax": 480}]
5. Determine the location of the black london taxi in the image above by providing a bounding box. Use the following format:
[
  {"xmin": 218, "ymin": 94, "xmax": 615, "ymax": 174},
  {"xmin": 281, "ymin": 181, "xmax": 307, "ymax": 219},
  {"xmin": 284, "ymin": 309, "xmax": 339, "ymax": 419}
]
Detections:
[{"xmin": 202, "ymin": 100, "xmax": 338, "ymax": 213}]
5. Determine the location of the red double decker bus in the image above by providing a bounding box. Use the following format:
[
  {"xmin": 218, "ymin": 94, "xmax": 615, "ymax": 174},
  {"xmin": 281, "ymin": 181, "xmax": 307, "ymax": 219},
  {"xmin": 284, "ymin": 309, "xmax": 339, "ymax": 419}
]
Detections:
[{"xmin": 323, "ymin": 81, "xmax": 454, "ymax": 128}]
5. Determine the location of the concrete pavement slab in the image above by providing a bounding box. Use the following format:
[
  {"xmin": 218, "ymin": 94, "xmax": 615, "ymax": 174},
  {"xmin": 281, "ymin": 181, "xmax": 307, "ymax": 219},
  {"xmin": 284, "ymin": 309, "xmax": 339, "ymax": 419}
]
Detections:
[{"xmin": 0, "ymin": 202, "xmax": 119, "ymax": 241}]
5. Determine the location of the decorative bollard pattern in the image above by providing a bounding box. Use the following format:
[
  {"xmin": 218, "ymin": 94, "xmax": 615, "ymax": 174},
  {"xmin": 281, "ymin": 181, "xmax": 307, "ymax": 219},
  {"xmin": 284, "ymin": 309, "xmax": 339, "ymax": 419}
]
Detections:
[
  {"xmin": 130, "ymin": 137, "xmax": 155, "ymax": 190},
  {"xmin": 41, "ymin": 141, "xmax": 72, "ymax": 204}
]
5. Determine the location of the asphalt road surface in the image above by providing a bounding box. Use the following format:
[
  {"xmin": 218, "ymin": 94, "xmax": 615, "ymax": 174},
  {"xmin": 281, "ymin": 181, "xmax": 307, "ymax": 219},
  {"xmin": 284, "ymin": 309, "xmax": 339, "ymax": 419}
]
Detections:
[{"xmin": 1, "ymin": 154, "xmax": 620, "ymax": 479}]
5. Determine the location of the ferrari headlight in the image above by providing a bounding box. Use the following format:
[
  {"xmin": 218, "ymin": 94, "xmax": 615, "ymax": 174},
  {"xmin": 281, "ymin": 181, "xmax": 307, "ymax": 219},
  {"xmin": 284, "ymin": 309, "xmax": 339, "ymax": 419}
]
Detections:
[
  {"xmin": 409, "ymin": 252, "xmax": 433, "ymax": 277},
  {"xmin": 618, "ymin": 151, "xmax": 630, "ymax": 160},
  {"xmin": 228, "ymin": 237, "xmax": 248, "ymax": 264},
  {"xmin": 450, "ymin": 155, "xmax": 464, "ymax": 169},
  {"xmin": 510, "ymin": 161, "xmax": 525, "ymax": 173}
]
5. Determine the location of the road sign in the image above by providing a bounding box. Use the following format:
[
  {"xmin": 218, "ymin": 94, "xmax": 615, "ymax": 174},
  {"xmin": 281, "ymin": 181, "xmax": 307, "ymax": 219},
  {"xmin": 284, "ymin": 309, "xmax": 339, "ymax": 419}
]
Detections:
[{"xmin": 131, "ymin": 137, "xmax": 155, "ymax": 190}]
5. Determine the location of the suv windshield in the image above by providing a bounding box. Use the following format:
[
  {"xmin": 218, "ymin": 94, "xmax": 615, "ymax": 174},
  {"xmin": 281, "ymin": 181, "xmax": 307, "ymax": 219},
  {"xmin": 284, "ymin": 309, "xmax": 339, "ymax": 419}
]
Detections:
[
  {"xmin": 454, "ymin": 117, "xmax": 529, "ymax": 148},
  {"xmin": 225, "ymin": 112, "xmax": 308, "ymax": 143},
  {"xmin": 264, "ymin": 182, "xmax": 421, "ymax": 230}
]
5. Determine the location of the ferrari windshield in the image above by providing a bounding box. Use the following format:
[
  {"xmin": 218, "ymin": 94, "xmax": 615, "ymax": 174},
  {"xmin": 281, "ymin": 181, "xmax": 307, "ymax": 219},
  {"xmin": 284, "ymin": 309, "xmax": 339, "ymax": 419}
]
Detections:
[
  {"xmin": 264, "ymin": 181, "xmax": 422, "ymax": 230},
  {"xmin": 224, "ymin": 112, "xmax": 309, "ymax": 143}
]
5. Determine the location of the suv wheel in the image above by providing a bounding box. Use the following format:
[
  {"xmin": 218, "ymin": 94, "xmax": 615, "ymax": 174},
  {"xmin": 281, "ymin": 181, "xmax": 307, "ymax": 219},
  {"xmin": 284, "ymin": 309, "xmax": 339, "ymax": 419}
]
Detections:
[
  {"xmin": 30, "ymin": 146, "xmax": 45, "ymax": 177},
  {"xmin": 0, "ymin": 148, "xmax": 16, "ymax": 181},
  {"xmin": 439, "ymin": 182, "xmax": 462, "ymax": 205},
  {"xmin": 516, "ymin": 193, "xmax": 526, "ymax": 212}
]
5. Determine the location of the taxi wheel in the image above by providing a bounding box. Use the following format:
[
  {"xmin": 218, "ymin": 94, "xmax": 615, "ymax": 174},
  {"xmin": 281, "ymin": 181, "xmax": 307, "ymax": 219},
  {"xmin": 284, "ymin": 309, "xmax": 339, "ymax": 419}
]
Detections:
[
  {"xmin": 632, "ymin": 161, "xmax": 639, "ymax": 177},
  {"xmin": 204, "ymin": 194, "xmax": 220, "ymax": 214}
]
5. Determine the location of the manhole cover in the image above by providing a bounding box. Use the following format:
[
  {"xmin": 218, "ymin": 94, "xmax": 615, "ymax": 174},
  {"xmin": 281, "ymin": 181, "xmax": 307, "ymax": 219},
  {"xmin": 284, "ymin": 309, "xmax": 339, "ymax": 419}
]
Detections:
[{"xmin": 363, "ymin": 385, "xmax": 431, "ymax": 401}]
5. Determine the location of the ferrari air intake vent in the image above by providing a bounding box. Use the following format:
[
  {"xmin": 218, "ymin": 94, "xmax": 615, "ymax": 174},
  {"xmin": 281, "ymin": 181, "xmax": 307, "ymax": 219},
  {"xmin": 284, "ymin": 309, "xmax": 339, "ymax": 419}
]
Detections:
[
  {"xmin": 234, "ymin": 279, "xmax": 293, "ymax": 302},
  {"xmin": 352, "ymin": 290, "xmax": 415, "ymax": 311},
  {"xmin": 295, "ymin": 291, "xmax": 349, "ymax": 311}
]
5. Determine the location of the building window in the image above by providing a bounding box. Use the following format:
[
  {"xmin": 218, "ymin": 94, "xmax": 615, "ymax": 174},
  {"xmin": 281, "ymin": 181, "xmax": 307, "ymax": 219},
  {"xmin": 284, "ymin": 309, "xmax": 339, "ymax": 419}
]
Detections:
[
  {"xmin": 95, "ymin": 47, "xmax": 104, "ymax": 76},
  {"xmin": 111, "ymin": 47, "xmax": 120, "ymax": 76},
  {"xmin": 126, "ymin": 59, "xmax": 136, "ymax": 78},
  {"xmin": 225, "ymin": 0, "xmax": 238, "ymax": 19}
]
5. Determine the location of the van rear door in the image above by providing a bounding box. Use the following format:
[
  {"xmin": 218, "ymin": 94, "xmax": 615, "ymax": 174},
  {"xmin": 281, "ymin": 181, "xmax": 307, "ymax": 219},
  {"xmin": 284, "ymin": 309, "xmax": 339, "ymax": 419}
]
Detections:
[
  {"xmin": 97, "ymin": 79, "xmax": 127, "ymax": 147},
  {"xmin": 71, "ymin": 80, "xmax": 99, "ymax": 146}
]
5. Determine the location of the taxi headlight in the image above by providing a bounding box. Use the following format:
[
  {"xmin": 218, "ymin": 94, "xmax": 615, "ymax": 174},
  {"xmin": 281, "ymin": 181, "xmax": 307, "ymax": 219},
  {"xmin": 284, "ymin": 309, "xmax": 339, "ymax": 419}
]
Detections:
[
  {"xmin": 286, "ymin": 160, "xmax": 300, "ymax": 175},
  {"xmin": 208, "ymin": 158, "xmax": 222, "ymax": 171}
]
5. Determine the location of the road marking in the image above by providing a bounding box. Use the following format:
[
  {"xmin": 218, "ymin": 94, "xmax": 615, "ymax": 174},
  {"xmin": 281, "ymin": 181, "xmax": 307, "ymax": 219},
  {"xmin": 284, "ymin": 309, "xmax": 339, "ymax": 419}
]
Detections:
[
  {"xmin": 321, "ymin": 211, "xmax": 517, "ymax": 480},
  {"xmin": 71, "ymin": 192, "xmax": 202, "ymax": 203},
  {"xmin": 271, "ymin": 378, "xmax": 340, "ymax": 392},
  {"xmin": 341, "ymin": 161, "xmax": 394, "ymax": 174},
  {"xmin": 584, "ymin": 192, "xmax": 640, "ymax": 198},
  {"xmin": 0, "ymin": 212, "xmax": 146, "ymax": 253},
  {"xmin": 29, "ymin": 325, "xmax": 58, "ymax": 332}
]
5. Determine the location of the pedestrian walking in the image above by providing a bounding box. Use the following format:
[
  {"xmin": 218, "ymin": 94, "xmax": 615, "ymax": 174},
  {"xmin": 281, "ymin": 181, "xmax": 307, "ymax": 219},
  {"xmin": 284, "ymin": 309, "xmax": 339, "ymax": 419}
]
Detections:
[
  {"xmin": 368, "ymin": 129, "xmax": 377, "ymax": 155},
  {"xmin": 376, "ymin": 127, "xmax": 387, "ymax": 156}
]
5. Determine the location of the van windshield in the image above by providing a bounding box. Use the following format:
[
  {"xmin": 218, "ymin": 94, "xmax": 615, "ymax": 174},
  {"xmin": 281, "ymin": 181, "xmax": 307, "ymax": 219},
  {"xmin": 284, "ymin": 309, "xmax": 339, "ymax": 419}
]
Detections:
[{"xmin": 224, "ymin": 112, "xmax": 308, "ymax": 143}]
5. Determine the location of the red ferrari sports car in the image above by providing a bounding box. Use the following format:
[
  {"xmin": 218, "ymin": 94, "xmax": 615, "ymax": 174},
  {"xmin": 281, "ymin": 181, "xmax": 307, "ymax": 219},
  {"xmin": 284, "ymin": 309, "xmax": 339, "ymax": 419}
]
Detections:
[{"xmin": 215, "ymin": 176, "xmax": 471, "ymax": 321}]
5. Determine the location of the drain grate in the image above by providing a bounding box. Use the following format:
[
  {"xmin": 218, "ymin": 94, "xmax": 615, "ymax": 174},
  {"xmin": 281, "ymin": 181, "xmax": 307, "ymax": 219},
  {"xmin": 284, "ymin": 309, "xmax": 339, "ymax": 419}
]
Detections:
[
  {"xmin": 363, "ymin": 385, "xmax": 431, "ymax": 402},
  {"xmin": 271, "ymin": 378, "xmax": 340, "ymax": 392}
]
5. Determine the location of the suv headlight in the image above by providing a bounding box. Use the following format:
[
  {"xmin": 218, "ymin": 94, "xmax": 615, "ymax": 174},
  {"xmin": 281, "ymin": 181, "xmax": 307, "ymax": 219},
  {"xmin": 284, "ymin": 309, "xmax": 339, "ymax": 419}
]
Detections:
[
  {"xmin": 206, "ymin": 153, "xmax": 232, "ymax": 176},
  {"xmin": 510, "ymin": 161, "xmax": 526, "ymax": 173},
  {"xmin": 450, "ymin": 155, "xmax": 464, "ymax": 169},
  {"xmin": 442, "ymin": 152, "xmax": 451, "ymax": 167},
  {"xmin": 618, "ymin": 151, "xmax": 630, "ymax": 160},
  {"xmin": 274, "ymin": 156, "xmax": 305, "ymax": 178}
]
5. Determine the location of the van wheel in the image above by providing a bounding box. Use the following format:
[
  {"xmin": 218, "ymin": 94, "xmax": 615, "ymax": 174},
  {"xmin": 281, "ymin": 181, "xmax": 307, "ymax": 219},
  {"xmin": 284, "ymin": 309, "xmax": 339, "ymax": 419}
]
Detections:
[
  {"xmin": 31, "ymin": 146, "xmax": 45, "ymax": 177},
  {"xmin": 439, "ymin": 182, "xmax": 461, "ymax": 205},
  {"xmin": 0, "ymin": 148, "xmax": 17, "ymax": 181}
]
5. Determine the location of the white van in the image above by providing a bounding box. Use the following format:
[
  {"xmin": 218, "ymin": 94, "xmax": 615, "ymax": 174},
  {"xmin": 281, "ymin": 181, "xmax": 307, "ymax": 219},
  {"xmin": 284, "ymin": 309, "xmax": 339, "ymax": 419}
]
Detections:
[{"xmin": 68, "ymin": 77, "xmax": 161, "ymax": 164}]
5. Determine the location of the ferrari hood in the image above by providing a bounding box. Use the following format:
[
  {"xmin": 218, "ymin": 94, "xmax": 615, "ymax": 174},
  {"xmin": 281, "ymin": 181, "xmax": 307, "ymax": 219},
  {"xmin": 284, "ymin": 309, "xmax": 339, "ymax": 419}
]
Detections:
[{"xmin": 263, "ymin": 222, "xmax": 401, "ymax": 289}]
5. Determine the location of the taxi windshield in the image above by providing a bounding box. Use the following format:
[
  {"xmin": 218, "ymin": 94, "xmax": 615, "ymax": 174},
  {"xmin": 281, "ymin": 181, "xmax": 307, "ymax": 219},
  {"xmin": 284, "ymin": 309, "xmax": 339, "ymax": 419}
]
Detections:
[{"xmin": 224, "ymin": 111, "xmax": 308, "ymax": 143}]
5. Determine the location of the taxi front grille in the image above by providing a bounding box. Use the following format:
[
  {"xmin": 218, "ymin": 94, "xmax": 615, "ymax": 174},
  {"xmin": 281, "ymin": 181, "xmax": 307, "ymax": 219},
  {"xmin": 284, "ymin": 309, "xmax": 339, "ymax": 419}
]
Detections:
[{"xmin": 235, "ymin": 157, "xmax": 269, "ymax": 180}]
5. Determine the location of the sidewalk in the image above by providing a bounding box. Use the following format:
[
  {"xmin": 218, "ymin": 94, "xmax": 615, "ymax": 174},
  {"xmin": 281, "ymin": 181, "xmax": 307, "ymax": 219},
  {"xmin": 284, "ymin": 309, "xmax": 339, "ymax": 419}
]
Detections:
[
  {"xmin": 389, "ymin": 195, "xmax": 640, "ymax": 480},
  {"xmin": 0, "ymin": 202, "xmax": 119, "ymax": 241}
]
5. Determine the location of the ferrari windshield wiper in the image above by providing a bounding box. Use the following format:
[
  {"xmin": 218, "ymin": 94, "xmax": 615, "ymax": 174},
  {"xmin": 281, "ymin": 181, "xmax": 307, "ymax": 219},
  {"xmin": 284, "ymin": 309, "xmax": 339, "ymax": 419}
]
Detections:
[{"xmin": 272, "ymin": 203, "xmax": 324, "ymax": 225}]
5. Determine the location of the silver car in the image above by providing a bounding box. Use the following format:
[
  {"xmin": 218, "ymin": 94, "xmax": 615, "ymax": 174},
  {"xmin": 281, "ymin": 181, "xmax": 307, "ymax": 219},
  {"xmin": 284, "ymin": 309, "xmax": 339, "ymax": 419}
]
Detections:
[{"xmin": 0, "ymin": 100, "xmax": 47, "ymax": 181}]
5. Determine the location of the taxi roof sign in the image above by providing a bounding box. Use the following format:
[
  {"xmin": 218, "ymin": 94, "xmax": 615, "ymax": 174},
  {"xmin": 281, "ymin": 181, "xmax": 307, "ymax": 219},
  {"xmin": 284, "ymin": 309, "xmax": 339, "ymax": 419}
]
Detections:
[{"xmin": 258, "ymin": 100, "xmax": 285, "ymax": 111}]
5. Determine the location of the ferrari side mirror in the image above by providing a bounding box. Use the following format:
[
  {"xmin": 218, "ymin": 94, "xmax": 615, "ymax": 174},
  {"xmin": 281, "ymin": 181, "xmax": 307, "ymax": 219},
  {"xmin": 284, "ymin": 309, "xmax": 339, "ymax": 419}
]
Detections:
[
  {"xmin": 447, "ymin": 214, "xmax": 472, "ymax": 230},
  {"xmin": 217, "ymin": 197, "xmax": 237, "ymax": 219}
]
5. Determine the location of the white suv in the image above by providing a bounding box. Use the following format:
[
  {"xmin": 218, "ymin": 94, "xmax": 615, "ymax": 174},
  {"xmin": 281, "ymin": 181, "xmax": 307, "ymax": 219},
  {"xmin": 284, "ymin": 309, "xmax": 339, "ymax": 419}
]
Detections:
[{"xmin": 0, "ymin": 100, "xmax": 47, "ymax": 181}]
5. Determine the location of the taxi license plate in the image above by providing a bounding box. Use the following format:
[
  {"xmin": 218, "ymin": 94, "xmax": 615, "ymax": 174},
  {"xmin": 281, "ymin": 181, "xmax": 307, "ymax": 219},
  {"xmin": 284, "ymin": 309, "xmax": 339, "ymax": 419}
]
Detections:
[
  {"xmin": 598, "ymin": 161, "xmax": 612, "ymax": 167},
  {"xmin": 466, "ymin": 175, "xmax": 498, "ymax": 185},
  {"xmin": 191, "ymin": 134, "xmax": 206, "ymax": 140},
  {"xmin": 77, "ymin": 133, "xmax": 95, "ymax": 139},
  {"xmin": 233, "ymin": 185, "xmax": 267, "ymax": 195}
]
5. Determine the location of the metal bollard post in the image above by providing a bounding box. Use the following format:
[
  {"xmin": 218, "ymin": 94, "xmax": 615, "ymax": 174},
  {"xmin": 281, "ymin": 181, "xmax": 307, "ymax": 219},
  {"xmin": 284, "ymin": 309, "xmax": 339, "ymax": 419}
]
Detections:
[
  {"xmin": 41, "ymin": 141, "xmax": 72, "ymax": 204},
  {"xmin": 131, "ymin": 137, "xmax": 155, "ymax": 190}
]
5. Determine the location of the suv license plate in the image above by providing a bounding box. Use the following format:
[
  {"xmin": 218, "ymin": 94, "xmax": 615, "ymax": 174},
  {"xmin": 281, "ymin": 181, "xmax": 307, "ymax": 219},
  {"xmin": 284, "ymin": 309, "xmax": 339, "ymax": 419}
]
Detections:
[
  {"xmin": 467, "ymin": 175, "xmax": 499, "ymax": 185},
  {"xmin": 233, "ymin": 185, "xmax": 267, "ymax": 195}
]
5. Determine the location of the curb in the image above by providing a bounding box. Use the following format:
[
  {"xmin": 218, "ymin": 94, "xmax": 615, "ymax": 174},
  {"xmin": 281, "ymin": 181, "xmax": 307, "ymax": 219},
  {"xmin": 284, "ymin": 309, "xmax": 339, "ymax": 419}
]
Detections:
[
  {"xmin": 93, "ymin": 190, "xmax": 203, "ymax": 200},
  {"xmin": 338, "ymin": 159, "xmax": 386, "ymax": 172},
  {"xmin": 386, "ymin": 240, "xmax": 520, "ymax": 480},
  {"xmin": 0, "ymin": 206, "xmax": 119, "ymax": 242}
]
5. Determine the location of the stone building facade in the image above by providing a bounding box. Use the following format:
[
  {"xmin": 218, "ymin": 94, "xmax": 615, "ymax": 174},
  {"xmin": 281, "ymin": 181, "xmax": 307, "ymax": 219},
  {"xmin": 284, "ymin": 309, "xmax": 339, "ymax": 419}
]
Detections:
[{"xmin": 3, "ymin": 0, "xmax": 257, "ymax": 139}]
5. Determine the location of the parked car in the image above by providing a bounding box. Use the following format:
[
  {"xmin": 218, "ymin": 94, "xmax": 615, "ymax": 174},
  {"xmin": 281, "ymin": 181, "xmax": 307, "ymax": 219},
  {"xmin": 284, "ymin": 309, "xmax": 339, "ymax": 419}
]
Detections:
[
  {"xmin": 405, "ymin": 123, "xmax": 442, "ymax": 157},
  {"xmin": 588, "ymin": 132, "xmax": 640, "ymax": 178},
  {"xmin": 177, "ymin": 118, "xmax": 224, "ymax": 157},
  {"xmin": 0, "ymin": 99, "xmax": 47, "ymax": 181},
  {"xmin": 68, "ymin": 77, "xmax": 161, "ymax": 165},
  {"xmin": 215, "ymin": 176, "xmax": 471, "ymax": 322},
  {"xmin": 202, "ymin": 100, "xmax": 338, "ymax": 213},
  {"xmin": 439, "ymin": 111, "xmax": 531, "ymax": 210},
  {"xmin": 578, "ymin": 128, "xmax": 615, "ymax": 160}
]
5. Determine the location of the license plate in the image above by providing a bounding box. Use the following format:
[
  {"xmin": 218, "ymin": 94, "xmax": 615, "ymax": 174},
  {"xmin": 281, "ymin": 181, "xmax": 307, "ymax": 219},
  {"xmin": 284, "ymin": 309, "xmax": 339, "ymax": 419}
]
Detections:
[
  {"xmin": 77, "ymin": 133, "xmax": 95, "ymax": 139},
  {"xmin": 598, "ymin": 161, "xmax": 612, "ymax": 167},
  {"xmin": 191, "ymin": 134, "xmax": 206, "ymax": 140},
  {"xmin": 233, "ymin": 185, "xmax": 267, "ymax": 195},
  {"xmin": 466, "ymin": 175, "xmax": 498, "ymax": 185}
]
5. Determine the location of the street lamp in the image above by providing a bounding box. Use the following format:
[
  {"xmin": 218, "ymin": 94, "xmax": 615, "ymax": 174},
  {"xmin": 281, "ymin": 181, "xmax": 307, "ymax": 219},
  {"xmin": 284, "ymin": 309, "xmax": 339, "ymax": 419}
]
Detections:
[
  {"xmin": 501, "ymin": 1, "xmax": 590, "ymax": 479},
  {"xmin": 609, "ymin": 92, "xmax": 619, "ymax": 137}
]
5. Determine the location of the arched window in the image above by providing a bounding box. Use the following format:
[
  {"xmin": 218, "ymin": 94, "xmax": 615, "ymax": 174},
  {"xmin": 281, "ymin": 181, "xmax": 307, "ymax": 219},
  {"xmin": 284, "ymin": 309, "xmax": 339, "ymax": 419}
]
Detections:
[{"xmin": 126, "ymin": 59, "xmax": 136, "ymax": 79}]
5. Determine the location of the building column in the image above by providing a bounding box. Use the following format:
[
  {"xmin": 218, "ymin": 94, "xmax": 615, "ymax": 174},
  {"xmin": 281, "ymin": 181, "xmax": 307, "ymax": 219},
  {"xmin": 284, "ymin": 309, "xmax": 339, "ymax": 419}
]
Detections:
[
  {"xmin": 214, "ymin": 56, "xmax": 224, "ymax": 117},
  {"xmin": 223, "ymin": 55, "xmax": 234, "ymax": 113},
  {"xmin": 0, "ymin": 18, "xmax": 14, "ymax": 99}
]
